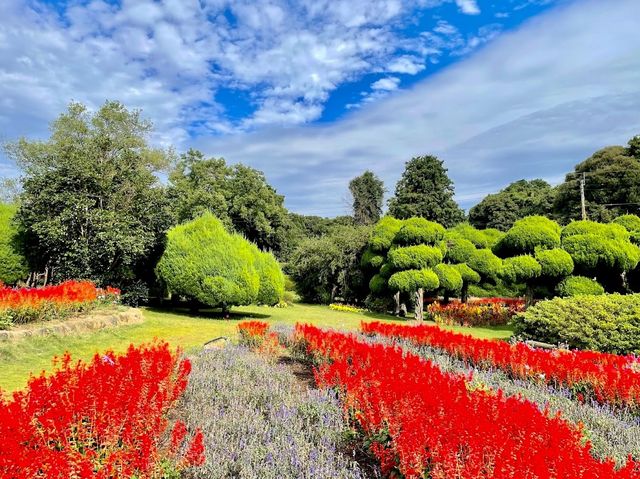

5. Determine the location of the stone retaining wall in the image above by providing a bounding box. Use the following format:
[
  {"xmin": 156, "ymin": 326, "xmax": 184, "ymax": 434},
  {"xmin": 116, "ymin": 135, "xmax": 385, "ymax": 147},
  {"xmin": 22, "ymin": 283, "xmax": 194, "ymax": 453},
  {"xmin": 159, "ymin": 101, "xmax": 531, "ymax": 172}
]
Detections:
[{"xmin": 0, "ymin": 308, "xmax": 144, "ymax": 342}]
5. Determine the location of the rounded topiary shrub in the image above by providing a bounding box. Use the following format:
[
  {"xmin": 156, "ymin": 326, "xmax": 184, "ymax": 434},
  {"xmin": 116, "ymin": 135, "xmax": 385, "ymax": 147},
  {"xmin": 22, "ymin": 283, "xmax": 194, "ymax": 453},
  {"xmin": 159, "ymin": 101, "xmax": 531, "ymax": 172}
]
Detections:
[
  {"xmin": 513, "ymin": 294, "xmax": 640, "ymax": 353},
  {"xmin": 501, "ymin": 255, "xmax": 541, "ymax": 284},
  {"xmin": 387, "ymin": 244, "xmax": 443, "ymax": 271},
  {"xmin": 433, "ymin": 263, "xmax": 463, "ymax": 294},
  {"xmin": 156, "ymin": 213, "xmax": 283, "ymax": 309},
  {"xmin": 563, "ymin": 234, "xmax": 640, "ymax": 273},
  {"xmin": 379, "ymin": 262, "xmax": 394, "ymax": 278},
  {"xmin": 467, "ymin": 249, "xmax": 503, "ymax": 280},
  {"xmin": 561, "ymin": 220, "xmax": 630, "ymax": 242},
  {"xmin": 451, "ymin": 263, "xmax": 481, "ymax": 284},
  {"xmin": 394, "ymin": 217, "xmax": 445, "ymax": 246},
  {"xmin": 252, "ymin": 247, "xmax": 285, "ymax": 305},
  {"xmin": 534, "ymin": 248, "xmax": 574, "ymax": 278},
  {"xmin": 556, "ymin": 275, "xmax": 605, "ymax": 297},
  {"xmin": 388, "ymin": 269, "xmax": 439, "ymax": 293},
  {"xmin": 494, "ymin": 215, "xmax": 561, "ymax": 257},
  {"xmin": 613, "ymin": 214, "xmax": 640, "ymax": 233},
  {"xmin": 360, "ymin": 248, "xmax": 385, "ymax": 269},
  {"xmin": 370, "ymin": 216, "xmax": 404, "ymax": 252},
  {"xmin": 445, "ymin": 237, "xmax": 476, "ymax": 264},
  {"xmin": 369, "ymin": 274, "xmax": 387, "ymax": 294}
]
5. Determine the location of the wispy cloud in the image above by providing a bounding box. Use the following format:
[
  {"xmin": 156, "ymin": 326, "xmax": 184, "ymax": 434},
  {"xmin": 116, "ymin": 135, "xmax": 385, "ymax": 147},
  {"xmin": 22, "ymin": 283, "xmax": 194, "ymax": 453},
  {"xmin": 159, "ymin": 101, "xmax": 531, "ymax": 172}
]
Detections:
[{"xmin": 455, "ymin": 0, "xmax": 481, "ymax": 15}]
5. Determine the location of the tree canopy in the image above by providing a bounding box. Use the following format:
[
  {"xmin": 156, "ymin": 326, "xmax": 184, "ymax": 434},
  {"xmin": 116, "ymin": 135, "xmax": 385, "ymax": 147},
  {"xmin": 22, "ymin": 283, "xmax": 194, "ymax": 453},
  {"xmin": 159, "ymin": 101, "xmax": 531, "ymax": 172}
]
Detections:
[
  {"xmin": 349, "ymin": 170, "xmax": 385, "ymax": 225},
  {"xmin": 0, "ymin": 204, "xmax": 28, "ymax": 285},
  {"xmin": 388, "ymin": 155, "xmax": 464, "ymax": 227},
  {"xmin": 469, "ymin": 179, "xmax": 556, "ymax": 231}
]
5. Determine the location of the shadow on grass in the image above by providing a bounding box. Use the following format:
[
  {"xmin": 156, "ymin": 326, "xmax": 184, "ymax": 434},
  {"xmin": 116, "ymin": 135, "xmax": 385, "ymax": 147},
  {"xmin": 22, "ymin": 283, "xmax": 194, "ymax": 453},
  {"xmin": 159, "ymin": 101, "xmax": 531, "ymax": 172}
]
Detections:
[{"xmin": 145, "ymin": 305, "xmax": 272, "ymax": 321}]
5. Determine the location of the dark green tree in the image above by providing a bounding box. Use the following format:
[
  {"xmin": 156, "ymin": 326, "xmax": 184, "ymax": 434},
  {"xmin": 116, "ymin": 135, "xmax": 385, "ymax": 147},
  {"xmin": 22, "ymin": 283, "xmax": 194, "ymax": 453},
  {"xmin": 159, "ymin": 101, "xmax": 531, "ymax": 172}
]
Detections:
[
  {"xmin": 7, "ymin": 101, "xmax": 172, "ymax": 287},
  {"xmin": 349, "ymin": 170, "xmax": 385, "ymax": 225},
  {"xmin": 554, "ymin": 140, "xmax": 640, "ymax": 223},
  {"xmin": 469, "ymin": 179, "xmax": 556, "ymax": 231},
  {"xmin": 388, "ymin": 155, "xmax": 464, "ymax": 227},
  {"xmin": 0, "ymin": 204, "xmax": 28, "ymax": 285}
]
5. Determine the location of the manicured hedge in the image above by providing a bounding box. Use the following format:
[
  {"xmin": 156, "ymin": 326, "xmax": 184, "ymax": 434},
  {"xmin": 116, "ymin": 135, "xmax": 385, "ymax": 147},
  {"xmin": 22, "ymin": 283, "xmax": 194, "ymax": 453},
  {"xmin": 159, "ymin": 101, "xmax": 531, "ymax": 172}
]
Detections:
[{"xmin": 514, "ymin": 294, "xmax": 640, "ymax": 353}]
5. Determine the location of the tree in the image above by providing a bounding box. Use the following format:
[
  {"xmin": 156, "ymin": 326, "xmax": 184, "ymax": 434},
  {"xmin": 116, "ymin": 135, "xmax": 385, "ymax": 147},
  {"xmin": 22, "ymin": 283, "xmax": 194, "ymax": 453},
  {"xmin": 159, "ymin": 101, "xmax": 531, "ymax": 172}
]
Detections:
[
  {"xmin": 554, "ymin": 139, "xmax": 640, "ymax": 223},
  {"xmin": 469, "ymin": 179, "xmax": 556, "ymax": 231},
  {"xmin": 168, "ymin": 151, "xmax": 289, "ymax": 254},
  {"xmin": 388, "ymin": 155, "xmax": 464, "ymax": 227},
  {"xmin": 349, "ymin": 170, "xmax": 385, "ymax": 225},
  {"xmin": 155, "ymin": 213, "xmax": 284, "ymax": 311},
  {"xmin": 7, "ymin": 101, "xmax": 172, "ymax": 287},
  {"xmin": 288, "ymin": 225, "xmax": 372, "ymax": 304},
  {"xmin": 0, "ymin": 204, "xmax": 28, "ymax": 285}
]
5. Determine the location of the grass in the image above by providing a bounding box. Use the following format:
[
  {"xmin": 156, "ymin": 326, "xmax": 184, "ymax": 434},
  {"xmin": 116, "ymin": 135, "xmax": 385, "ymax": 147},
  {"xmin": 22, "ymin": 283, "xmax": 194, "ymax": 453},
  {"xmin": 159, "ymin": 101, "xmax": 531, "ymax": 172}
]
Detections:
[{"xmin": 0, "ymin": 303, "xmax": 513, "ymax": 394}]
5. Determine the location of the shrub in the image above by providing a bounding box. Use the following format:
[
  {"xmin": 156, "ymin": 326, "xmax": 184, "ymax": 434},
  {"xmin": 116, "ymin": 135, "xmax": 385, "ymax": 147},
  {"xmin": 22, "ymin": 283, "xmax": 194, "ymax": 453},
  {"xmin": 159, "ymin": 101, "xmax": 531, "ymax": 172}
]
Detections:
[
  {"xmin": 514, "ymin": 294, "xmax": 640, "ymax": 353},
  {"xmin": 369, "ymin": 274, "xmax": 387, "ymax": 294},
  {"xmin": 444, "ymin": 237, "xmax": 476, "ymax": 264},
  {"xmin": 393, "ymin": 217, "xmax": 445, "ymax": 245},
  {"xmin": 387, "ymin": 244, "xmax": 443, "ymax": 270},
  {"xmin": 451, "ymin": 263, "xmax": 481, "ymax": 284},
  {"xmin": 494, "ymin": 215, "xmax": 561, "ymax": 257},
  {"xmin": 563, "ymin": 234, "xmax": 640, "ymax": 274},
  {"xmin": 0, "ymin": 204, "xmax": 28, "ymax": 285},
  {"xmin": 360, "ymin": 248, "xmax": 385, "ymax": 269},
  {"xmin": 427, "ymin": 301, "xmax": 515, "ymax": 327},
  {"xmin": 500, "ymin": 255, "xmax": 541, "ymax": 284},
  {"xmin": 379, "ymin": 262, "xmax": 394, "ymax": 278},
  {"xmin": 252, "ymin": 248, "xmax": 285, "ymax": 305},
  {"xmin": 557, "ymin": 276, "xmax": 605, "ymax": 297},
  {"xmin": 562, "ymin": 220, "xmax": 630, "ymax": 241},
  {"xmin": 447, "ymin": 223, "xmax": 498, "ymax": 248},
  {"xmin": 433, "ymin": 263, "xmax": 463, "ymax": 295},
  {"xmin": 467, "ymin": 249, "xmax": 503, "ymax": 280},
  {"xmin": 534, "ymin": 248, "xmax": 574, "ymax": 278},
  {"xmin": 613, "ymin": 214, "xmax": 640, "ymax": 233},
  {"xmin": 369, "ymin": 216, "xmax": 403, "ymax": 252},
  {"xmin": 329, "ymin": 303, "xmax": 367, "ymax": 313},
  {"xmin": 388, "ymin": 269, "xmax": 439, "ymax": 293}
]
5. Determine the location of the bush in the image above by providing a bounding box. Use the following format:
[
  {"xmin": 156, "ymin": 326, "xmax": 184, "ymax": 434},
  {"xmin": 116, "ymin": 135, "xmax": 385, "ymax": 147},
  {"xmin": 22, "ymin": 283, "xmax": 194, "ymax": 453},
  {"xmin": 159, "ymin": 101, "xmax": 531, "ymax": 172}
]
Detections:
[
  {"xmin": 514, "ymin": 294, "xmax": 640, "ymax": 353},
  {"xmin": 387, "ymin": 244, "xmax": 443, "ymax": 270},
  {"xmin": 557, "ymin": 276, "xmax": 605, "ymax": 297},
  {"xmin": 379, "ymin": 262, "xmax": 394, "ymax": 278},
  {"xmin": 0, "ymin": 204, "xmax": 28, "ymax": 285},
  {"xmin": 562, "ymin": 220, "xmax": 630, "ymax": 241},
  {"xmin": 501, "ymin": 255, "xmax": 541, "ymax": 284},
  {"xmin": 156, "ymin": 213, "xmax": 283, "ymax": 309},
  {"xmin": 433, "ymin": 263, "xmax": 463, "ymax": 294},
  {"xmin": 253, "ymin": 248, "xmax": 286, "ymax": 305},
  {"xmin": 369, "ymin": 216, "xmax": 403, "ymax": 252},
  {"xmin": 444, "ymin": 237, "xmax": 476, "ymax": 264},
  {"xmin": 388, "ymin": 269, "xmax": 439, "ymax": 293},
  {"xmin": 534, "ymin": 248, "xmax": 574, "ymax": 278},
  {"xmin": 447, "ymin": 223, "xmax": 500, "ymax": 248},
  {"xmin": 468, "ymin": 249, "xmax": 503, "ymax": 280},
  {"xmin": 369, "ymin": 274, "xmax": 387, "ymax": 294},
  {"xmin": 394, "ymin": 217, "xmax": 445, "ymax": 245},
  {"xmin": 494, "ymin": 216, "xmax": 561, "ymax": 257},
  {"xmin": 451, "ymin": 263, "xmax": 481, "ymax": 284},
  {"xmin": 613, "ymin": 214, "xmax": 640, "ymax": 233},
  {"xmin": 563, "ymin": 234, "xmax": 640, "ymax": 273},
  {"xmin": 360, "ymin": 248, "xmax": 385, "ymax": 269}
]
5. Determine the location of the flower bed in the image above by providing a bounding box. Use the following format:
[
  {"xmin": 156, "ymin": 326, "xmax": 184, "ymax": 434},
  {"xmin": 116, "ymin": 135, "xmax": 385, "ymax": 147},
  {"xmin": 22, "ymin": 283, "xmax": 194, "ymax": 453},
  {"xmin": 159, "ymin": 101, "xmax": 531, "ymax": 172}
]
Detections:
[
  {"xmin": 295, "ymin": 324, "xmax": 640, "ymax": 479},
  {"xmin": 362, "ymin": 321, "xmax": 640, "ymax": 409},
  {"xmin": 0, "ymin": 341, "xmax": 204, "ymax": 478},
  {"xmin": 426, "ymin": 297, "xmax": 525, "ymax": 327},
  {"xmin": 0, "ymin": 280, "xmax": 120, "ymax": 329}
]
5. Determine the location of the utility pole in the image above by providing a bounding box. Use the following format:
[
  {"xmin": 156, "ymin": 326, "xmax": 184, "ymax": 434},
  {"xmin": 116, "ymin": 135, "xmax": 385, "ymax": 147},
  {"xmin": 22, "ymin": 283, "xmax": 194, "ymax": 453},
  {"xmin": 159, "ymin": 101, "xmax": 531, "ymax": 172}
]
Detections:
[{"xmin": 580, "ymin": 172, "xmax": 587, "ymax": 220}]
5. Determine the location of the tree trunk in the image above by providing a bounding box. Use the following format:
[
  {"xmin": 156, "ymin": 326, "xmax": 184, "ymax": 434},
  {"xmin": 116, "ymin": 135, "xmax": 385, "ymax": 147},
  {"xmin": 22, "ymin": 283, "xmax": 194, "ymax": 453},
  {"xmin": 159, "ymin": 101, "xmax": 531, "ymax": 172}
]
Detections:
[
  {"xmin": 525, "ymin": 283, "xmax": 535, "ymax": 308},
  {"xmin": 461, "ymin": 282, "xmax": 469, "ymax": 303},
  {"xmin": 415, "ymin": 288, "xmax": 424, "ymax": 321},
  {"xmin": 330, "ymin": 284, "xmax": 338, "ymax": 303},
  {"xmin": 394, "ymin": 291, "xmax": 401, "ymax": 315}
]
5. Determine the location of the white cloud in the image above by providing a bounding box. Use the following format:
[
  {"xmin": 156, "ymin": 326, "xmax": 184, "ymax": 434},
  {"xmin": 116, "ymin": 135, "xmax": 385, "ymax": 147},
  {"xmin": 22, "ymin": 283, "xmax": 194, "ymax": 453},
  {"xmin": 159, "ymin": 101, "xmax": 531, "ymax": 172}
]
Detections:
[
  {"xmin": 386, "ymin": 55, "xmax": 425, "ymax": 74},
  {"xmin": 190, "ymin": 0, "xmax": 640, "ymax": 216},
  {"xmin": 371, "ymin": 77, "xmax": 401, "ymax": 91},
  {"xmin": 455, "ymin": 0, "xmax": 481, "ymax": 15}
]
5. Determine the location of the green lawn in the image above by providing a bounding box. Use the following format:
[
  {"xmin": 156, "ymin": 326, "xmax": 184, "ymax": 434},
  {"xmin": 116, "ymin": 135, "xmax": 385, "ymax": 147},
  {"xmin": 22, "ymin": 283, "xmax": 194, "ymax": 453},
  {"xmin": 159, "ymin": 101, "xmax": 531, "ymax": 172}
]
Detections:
[{"xmin": 0, "ymin": 303, "xmax": 513, "ymax": 393}]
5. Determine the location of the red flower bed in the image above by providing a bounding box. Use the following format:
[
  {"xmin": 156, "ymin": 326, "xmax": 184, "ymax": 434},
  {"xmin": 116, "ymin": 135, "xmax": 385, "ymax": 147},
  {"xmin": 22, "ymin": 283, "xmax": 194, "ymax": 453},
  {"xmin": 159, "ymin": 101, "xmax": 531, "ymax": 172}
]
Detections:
[
  {"xmin": 237, "ymin": 320, "xmax": 269, "ymax": 339},
  {"xmin": 362, "ymin": 321, "xmax": 640, "ymax": 408},
  {"xmin": 238, "ymin": 320, "xmax": 282, "ymax": 356},
  {"xmin": 0, "ymin": 280, "xmax": 120, "ymax": 327},
  {"xmin": 425, "ymin": 297, "xmax": 525, "ymax": 327},
  {"xmin": 295, "ymin": 324, "xmax": 640, "ymax": 479},
  {"xmin": 0, "ymin": 342, "xmax": 204, "ymax": 478}
]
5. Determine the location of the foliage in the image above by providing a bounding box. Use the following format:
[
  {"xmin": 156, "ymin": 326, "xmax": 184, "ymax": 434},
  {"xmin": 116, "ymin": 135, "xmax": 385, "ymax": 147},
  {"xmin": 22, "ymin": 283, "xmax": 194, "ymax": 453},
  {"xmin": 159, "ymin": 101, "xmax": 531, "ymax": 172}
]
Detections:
[
  {"xmin": 501, "ymin": 255, "xmax": 542, "ymax": 284},
  {"xmin": 427, "ymin": 299, "xmax": 522, "ymax": 327},
  {"xmin": 493, "ymin": 215, "xmax": 561, "ymax": 257},
  {"xmin": 368, "ymin": 274, "xmax": 387, "ymax": 294},
  {"xmin": 534, "ymin": 248, "xmax": 574, "ymax": 278},
  {"xmin": 469, "ymin": 179, "xmax": 557, "ymax": 231},
  {"xmin": 467, "ymin": 248, "xmax": 503, "ymax": 281},
  {"xmin": 613, "ymin": 214, "xmax": 640, "ymax": 244},
  {"xmin": 388, "ymin": 155, "xmax": 464, "ymax": 227},
  {"xmin": 0, "ymin": 281, "xmax": 120, "ymax": 329},
  {"xmin": 360, "ymin": 248, "xmax": 385, "ymax": 269},
  {"xmin": 349, "ymin": 170, "xmax": 385, "ymax": 225},
  {"xmin": 451, "ymin": 263, "xmax": 481, "ymax": 284},
  {"xmin": 444, "ymin": 236, "xmax": 476, "ymax": 263},
  {"xmin": 554, "ymin": 142, "xmax": 640, "ymax": 223},
  {"xmin": 562, "ymin": 220, "xmax": 630, "ymax": 241},
  {"xmin": 180, "ymin": 345, "xmax": 364, "ymax": 478},
  {"xmin": 393, "ymin": 217, "xmax": 445, "ymax": 245},
  {"xmin": 288, "ymin": 225, "xmax": 371, "ymax": 304},
  {"xmin": 0, "ymin": 341, "xmax": 204, "ymax": 478},
  {"xmin": 0, "ymin": 204, "xmax": 28, "ymax": 285},
  {"xmin": 387, "ymin": 269, "xmax": 439, "ymax": 293},
  {"xmin": 433, "ymin": 263, "xmax": 463, "ymax": 295},
  {"xmin": 156, "ymin": 214, "xmax": 283, "ymax": 309},
  {"xmin": 8, "ymin": 101, "xmax": 172, "ymax": 288},
  {"xmin": 368, "ymin": 216, "xmax": 403, "ymax": 252},
  {"xmin": 387, "ymin": 244, "xmax": 443, "ymax": 270},
  {"xmin": 515, "ymin": 294, "xmax": 640, "ymax": 354},
  {"xmin": 557, "ymin": 276, "xmax": 605, "ymax": 297},
  {"xmin": 168, "ymin": 149, "xmax": 289, "ymax": 254},
  {"xmin": 562, "ymin": 233, "xmax": 640, "ymax": 278},
  {"xmin": 298, "ymin": 324, "xmax": 640, "ymax": 478}
]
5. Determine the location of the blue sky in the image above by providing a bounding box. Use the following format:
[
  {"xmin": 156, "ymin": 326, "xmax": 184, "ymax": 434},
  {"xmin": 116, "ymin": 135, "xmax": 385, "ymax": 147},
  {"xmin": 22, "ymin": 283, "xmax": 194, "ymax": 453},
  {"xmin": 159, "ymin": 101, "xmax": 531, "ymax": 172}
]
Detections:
[{"xmin": 1, "ymin": 0, "xmax": 639, "ymax": 216}]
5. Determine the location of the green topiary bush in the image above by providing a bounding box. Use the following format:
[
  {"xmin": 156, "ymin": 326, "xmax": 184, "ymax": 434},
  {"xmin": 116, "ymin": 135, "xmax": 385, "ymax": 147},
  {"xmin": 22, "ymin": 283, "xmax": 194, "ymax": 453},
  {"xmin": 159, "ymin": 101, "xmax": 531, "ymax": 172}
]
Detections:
[
  {"xmin": 513, "ymin": 294, "xmax": 640, "ymax": 353},
  {"xmin": 156, "ymin": 213, "xmax": 284, "ymax": 310},
  {"xmin": 369, "ymin": 216, "xmax": 404, "ymax": 252},
  {"xmin": 613, "ymin": 214, "xmax": 640, "ymax": 233},
  {"xmin": 534, "ymin": 248, "xmax": 574, "ymax": 278},
  {"xmin": 556, "ymin": 276, "xmax": 605, "ymax": 297},
  {"xmin": 451, "ymin": 263, "xmax": 481, "ymax": 284},
  {"xmin": 501, "ymin": 255, "xmax": 542, "ymax": 284},
  {"xmin": 494, "ymin": 215, "xmax": 561, "ymax": 257},
  {"xmin": 444, "ymin": 237, "xmax": 476, "ymax": 264},
  {"xmin": 0, "ymin": 204, "xmax": 28, "ymax": 285},
  {"xmin": 369, "ymin": 274, "xmax": 387, "ymax": 294},
  {"xmin": 467, "ymin": 249, "xmax": 503, "ymax": 281},
  {"xmin": 388, "ymin": 268, "xmax": 439, "ymax": 293},
  {"xmin": 360, "ymin": 248, "xmax": 385, "ymax": 269},
  {"xmin": 433, "ymin": 263, "xmax": 463, "ymax": 295},
  {"xmin": 379, "ymin": 262, "xmax": 394, "ymax": 278},
  {"xmin": 563, "ymin": 234, "xmax": 640, "ymax": 274},
  {"xmin": 447, "ymin": 223, "xmax": 491, "ymax": 248},
  {"xmin": 387, "ymin": 244, "xmax": 443, "ymax": 271},
  {"xmin": 394, "ymin": 217, "xmax": 445, "ymax": 246},
  {"xmin": 562, "ymin": 220, "xmax": 630, "ymax": 242}
]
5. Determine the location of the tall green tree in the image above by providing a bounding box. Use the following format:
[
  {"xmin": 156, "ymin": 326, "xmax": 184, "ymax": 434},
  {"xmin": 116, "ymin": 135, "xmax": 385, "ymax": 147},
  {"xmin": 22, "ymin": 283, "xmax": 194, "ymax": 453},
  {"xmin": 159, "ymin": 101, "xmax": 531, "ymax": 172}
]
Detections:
[
  {"xmin": 349, "ymin": 170, "xmax": 384, "ymax": 225},
  {"xmin": 469, "ymin": 179, "xmax": 556, "ymax": 231},
  {"xmin": 6, "ymin": 101, "xmax": 172, "ymax": 287},
  {"xmin": 554, "ymin": 136, "xmax": 640, "ymax": 223},
  {"xmin": 168, "ymin": 151, "xmax": 289, "ymax": 254},
  {"xmin": 388, "ymin": 155, "xmax": 464, "ymax": 227},
  {"xmin": 0, "ymin": 204, "xmax": 28, "ymax": 285}
]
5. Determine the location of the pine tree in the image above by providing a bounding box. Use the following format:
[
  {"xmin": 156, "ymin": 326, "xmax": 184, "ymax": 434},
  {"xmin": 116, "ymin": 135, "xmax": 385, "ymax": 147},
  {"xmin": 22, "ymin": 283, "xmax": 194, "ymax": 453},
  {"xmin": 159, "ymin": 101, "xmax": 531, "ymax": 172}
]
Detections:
[{"xmin": 349, "ymin": 170, "xmax": 385, "ymax": 225}]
